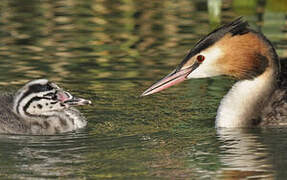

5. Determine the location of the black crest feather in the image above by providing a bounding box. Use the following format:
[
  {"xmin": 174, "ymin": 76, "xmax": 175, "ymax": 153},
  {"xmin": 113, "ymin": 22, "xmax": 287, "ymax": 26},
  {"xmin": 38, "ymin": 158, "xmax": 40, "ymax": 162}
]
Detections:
[{"xmin": 177, "ymin": 17, "xmax": 250, "ymax": 71}]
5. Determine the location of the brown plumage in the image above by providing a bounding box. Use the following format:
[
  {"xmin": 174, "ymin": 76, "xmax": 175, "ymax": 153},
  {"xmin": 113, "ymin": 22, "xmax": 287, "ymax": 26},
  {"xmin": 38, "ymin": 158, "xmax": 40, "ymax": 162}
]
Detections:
[
  {"xmin": 261, "ymin": 59, "xmax": 287, "ymax": 126},
  {"xmin": 216, "ymin": 32, "xmax": 271, "ymax": 79}
]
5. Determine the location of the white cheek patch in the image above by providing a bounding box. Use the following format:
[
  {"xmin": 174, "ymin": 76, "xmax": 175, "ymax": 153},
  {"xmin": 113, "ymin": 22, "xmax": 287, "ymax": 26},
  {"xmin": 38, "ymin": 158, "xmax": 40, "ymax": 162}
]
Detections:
[
  {"xmin": 26, "ymin": 99, "xmax": 66, "ymax": 115},
  {"xmin": 187, "ymin": 47, "xmax": 223, "ymax": 78},
  {"xmin": 15, "ymin": 91, "xmax": 54, "ymax": 115}
]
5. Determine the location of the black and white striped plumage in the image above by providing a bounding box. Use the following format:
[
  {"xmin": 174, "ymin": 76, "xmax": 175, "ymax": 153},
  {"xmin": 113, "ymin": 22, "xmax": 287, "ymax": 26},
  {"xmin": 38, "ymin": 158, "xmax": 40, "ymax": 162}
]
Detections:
[{"xmin": 0, "ymin": 79, "xmax": 91, "ymax": 135}]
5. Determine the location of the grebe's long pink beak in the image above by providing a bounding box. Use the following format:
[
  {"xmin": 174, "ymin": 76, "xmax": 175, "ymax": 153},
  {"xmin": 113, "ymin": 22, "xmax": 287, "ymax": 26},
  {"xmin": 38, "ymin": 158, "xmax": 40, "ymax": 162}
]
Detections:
[{"xmin": 141, "ymin": 67, "xmax": 194, "ymax": 97}]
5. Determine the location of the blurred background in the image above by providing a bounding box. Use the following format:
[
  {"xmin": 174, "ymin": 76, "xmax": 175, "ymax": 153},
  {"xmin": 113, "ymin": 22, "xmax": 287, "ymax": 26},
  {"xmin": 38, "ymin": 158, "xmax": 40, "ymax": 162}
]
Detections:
[{"xmin": 0, "ymin": 0, "xmax": 287, "ymax": 179}]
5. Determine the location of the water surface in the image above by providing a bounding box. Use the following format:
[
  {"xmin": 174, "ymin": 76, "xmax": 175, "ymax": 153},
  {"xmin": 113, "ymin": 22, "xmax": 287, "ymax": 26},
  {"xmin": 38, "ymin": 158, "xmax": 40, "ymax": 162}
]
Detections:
[{"xmin": 0, "ymin": 0, "xmax": 287, "ymax": 179}]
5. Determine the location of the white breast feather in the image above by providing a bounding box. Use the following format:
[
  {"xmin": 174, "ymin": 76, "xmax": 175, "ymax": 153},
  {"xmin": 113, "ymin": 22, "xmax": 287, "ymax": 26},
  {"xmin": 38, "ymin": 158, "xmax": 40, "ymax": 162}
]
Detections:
[{"xmin": 216, "ymin": 69, "xmax": 275, "ymax": 128}]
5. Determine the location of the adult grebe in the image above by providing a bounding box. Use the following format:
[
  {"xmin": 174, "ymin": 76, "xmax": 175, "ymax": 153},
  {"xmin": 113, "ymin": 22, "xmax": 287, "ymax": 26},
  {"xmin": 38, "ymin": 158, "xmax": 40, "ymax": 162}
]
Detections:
[{"xmin": 141, "ymin": 17, "xmax": 287, "ymax": 128}]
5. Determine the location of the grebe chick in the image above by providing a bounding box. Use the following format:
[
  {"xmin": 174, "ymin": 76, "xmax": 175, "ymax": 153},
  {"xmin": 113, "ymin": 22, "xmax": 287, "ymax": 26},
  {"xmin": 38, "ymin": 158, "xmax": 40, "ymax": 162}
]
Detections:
[
  {"xmin": 0, "ymin": 79, "xmax": 91, "ymax": 134},
  {"xmin": 142, "ymin": 17, "xmax": 286, "ymax": 128}
]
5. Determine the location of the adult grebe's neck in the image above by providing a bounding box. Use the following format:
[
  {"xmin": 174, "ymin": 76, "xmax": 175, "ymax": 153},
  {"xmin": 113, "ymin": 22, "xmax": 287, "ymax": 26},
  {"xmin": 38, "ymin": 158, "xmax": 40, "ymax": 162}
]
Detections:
[{"xmin": 216, "ymin": 67, "xmax": 277, "ymax": 128}]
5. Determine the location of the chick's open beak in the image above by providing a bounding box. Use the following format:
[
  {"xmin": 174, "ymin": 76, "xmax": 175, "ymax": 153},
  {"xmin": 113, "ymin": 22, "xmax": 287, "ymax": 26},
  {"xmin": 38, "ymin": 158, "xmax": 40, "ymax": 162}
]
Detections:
[
  {"xmin": 64, "ymin": 97, "xmax": 92, "ymax": 106},
  {"xmin": 56, "ymin": 90, "xmax": 92, "ymax": 106}
]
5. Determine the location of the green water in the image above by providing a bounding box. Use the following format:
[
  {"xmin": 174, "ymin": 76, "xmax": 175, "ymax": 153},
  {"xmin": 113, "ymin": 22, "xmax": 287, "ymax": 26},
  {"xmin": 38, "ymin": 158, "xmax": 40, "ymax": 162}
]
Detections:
[{"xmin": 0, "ymin": 0, "xmax": 287, "ymax": 179}]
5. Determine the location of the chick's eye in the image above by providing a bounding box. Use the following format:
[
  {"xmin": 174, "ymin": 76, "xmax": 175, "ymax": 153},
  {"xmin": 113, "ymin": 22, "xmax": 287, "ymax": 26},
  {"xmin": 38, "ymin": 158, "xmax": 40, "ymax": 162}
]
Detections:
[
  {"xmin": 51, "ymin": 94, "xmax": 57, "ymax": 100},
  {"xmin": 197, "ymin": 55, "xmax": 205, "ymax": 63}
]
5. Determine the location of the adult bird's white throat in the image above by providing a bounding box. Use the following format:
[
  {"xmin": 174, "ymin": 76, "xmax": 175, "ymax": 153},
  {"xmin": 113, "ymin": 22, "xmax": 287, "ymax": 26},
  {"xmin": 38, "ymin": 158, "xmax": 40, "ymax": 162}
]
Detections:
[{"xmin": 141, "ymin": 17, "xmax": 286, "ymax": 128}]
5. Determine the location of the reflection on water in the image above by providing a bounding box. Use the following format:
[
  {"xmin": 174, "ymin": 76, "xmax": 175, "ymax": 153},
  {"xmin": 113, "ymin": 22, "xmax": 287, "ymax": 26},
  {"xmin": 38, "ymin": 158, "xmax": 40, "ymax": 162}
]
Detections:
[
  {"xmin": 217, "ymin": 128, "xmax": 287, "ymax": 179},
  {"xmin": 217, "ymin": 129, "xmax": 274, "ymax": 179},
  {"xmin": 0, "ymin": 131, "xmax": 89, "ymax": 178},
  {"xmin": 0, "ymin": 0, "xmax": 287, "ymax": 179}
]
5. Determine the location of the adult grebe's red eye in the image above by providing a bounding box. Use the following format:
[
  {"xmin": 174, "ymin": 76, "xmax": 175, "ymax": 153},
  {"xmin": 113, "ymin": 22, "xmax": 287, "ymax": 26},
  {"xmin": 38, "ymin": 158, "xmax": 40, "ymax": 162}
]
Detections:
[{"xmin": 197, "ymin": 55, "xmax": 205, "ymax": 63}]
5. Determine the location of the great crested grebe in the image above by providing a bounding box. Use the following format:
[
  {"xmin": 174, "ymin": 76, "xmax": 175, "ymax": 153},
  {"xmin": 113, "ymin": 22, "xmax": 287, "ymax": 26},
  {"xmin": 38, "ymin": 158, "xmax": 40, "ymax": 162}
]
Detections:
[
  {"xmin": 141, "ymin": 17, "xmax": 287, "ymax": 128},
  {"xmin": 0, "ymin": 79, "xmax": 91, "ymax": 134}
]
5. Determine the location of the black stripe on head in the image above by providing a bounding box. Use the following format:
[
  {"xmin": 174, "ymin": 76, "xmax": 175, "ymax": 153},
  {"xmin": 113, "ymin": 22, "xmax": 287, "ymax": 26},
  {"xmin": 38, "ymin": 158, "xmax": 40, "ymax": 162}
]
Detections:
[
  {"xmin": 21, "ymin": 82, "xmax": 54, "ymax": 100},
  {"xmin": 28, "ymin": 83, "xmax": 54, "ymax": 93},
  {"xmin": 176, "ymin": 17, "xmax": 250, "ymax": 71},
  {"xmin": 16, "ymin": 82, "xmax": 55, "ymax": 114}
]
